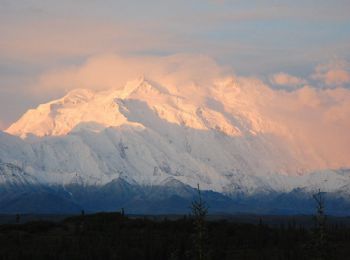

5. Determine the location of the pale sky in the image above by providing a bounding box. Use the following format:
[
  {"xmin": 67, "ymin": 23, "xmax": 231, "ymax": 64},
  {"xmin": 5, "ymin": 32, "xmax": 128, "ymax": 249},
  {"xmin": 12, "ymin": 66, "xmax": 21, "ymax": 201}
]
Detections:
[{"xmin": 0, "ymin": 0, "xmax": 350, "ymax": 128}]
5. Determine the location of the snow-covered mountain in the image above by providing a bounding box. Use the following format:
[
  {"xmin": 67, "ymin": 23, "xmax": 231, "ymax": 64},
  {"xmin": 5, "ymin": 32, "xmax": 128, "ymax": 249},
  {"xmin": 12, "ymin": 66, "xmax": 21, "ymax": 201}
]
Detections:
[{"xmin": 1, "ymin": 77, "xmax": 350, "ymax": 214}]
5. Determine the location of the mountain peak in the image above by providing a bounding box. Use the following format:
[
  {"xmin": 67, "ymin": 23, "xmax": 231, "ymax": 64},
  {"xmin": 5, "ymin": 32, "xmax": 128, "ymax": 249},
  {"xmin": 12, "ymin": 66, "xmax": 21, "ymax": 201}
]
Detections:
[{"xmin": 62, "ymin": 88, "xmax": 95, "ymax": 103}]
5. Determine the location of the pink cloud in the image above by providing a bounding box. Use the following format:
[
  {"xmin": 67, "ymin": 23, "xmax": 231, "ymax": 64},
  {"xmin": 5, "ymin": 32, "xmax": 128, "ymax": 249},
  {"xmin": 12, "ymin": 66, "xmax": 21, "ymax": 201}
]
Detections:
[
  {"xmin": 257, "ymin": 84, "xmax": 350, "ymax": 169},
  {"xmin": 270, "ymin": 72, "xmax": 307, "ymax": 87},
  {"xmin": 312, "ymin": 59, "xmax": 350, "ymax": 87},
  {"xmin": 323, "ymin": 69, "xmax": 350, "ymax": 86},
  {"xmin": 35, "ymin": 54, "xmax": 229, "ymax": 97}
]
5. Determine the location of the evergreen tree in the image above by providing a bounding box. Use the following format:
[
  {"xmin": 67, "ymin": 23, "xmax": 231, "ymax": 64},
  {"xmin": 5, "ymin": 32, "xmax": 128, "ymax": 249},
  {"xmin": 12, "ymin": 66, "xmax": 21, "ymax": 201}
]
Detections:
[
  {"xmin": 312, "ymin": 189, "xmax": 328, "ymax": 259},
  {"xmin": 191, "ymin": 184, "xmax": 208, "ymax": 260}
]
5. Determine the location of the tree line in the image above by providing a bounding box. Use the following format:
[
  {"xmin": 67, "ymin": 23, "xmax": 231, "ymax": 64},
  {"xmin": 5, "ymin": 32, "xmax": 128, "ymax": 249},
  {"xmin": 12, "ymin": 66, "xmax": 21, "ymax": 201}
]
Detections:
[{"xmin": 0, "ymin": 188, "xmax": 348, "ymax": 259}]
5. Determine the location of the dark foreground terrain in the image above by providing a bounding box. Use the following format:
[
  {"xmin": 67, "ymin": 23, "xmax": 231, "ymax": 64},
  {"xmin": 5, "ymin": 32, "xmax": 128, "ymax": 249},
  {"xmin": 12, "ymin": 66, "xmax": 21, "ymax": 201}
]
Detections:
[{"xmin": 0, "ymin": 212, "xmax": 350, "ymax": 260}]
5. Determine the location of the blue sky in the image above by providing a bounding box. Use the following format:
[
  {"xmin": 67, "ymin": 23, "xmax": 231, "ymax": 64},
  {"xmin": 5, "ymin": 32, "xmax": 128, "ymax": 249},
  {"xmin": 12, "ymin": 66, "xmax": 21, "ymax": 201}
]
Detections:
[{"xmin": 0, "ymin": 0, "xmax": 350, "ymax": 128}]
